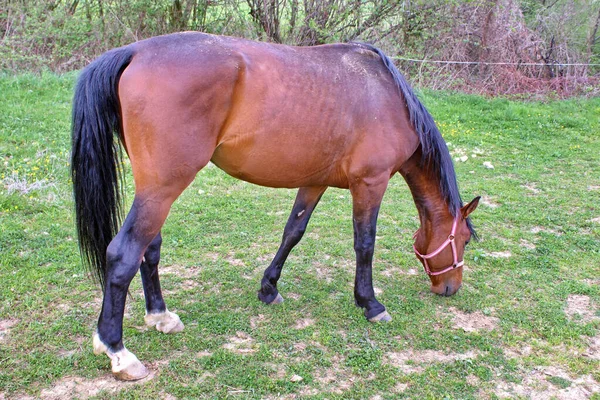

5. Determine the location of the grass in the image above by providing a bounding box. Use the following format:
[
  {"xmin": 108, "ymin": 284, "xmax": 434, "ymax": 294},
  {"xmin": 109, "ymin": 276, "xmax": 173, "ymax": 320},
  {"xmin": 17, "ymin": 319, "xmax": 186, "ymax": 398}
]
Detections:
[{"xmin": 1, "ymin": 73, "xmax": 599, "ymax": 399}]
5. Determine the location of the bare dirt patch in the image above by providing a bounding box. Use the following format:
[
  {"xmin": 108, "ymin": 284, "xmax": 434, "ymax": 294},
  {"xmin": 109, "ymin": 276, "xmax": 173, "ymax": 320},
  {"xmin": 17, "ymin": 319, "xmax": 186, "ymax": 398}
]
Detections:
[
  {"xmin": 590, "ymin": 217, "xmax": 600, "ymax": 224},
  {"xmin": 531, "ymin": 226, "xmax": 562, "ymax": 236},
  {"xmin": 393, "ymin": 383, "xmax": 409, "ymax": 393},
  {"xmin": 583, "ymin": 279, "xmax": 600, "ymax": 286},
  {"xmin": 0, "ymin": 319, "xmax": 18, "ymax": 342},
  {"xmin": 447, "ymin": 307, "xmax": 500, "ymax": 332},
  {"xmin": 225, "ymin": 253, "xmax": 246, "ymax": 267},
  {"xmin": 519, "ymin": 239, "xmax": 536, "ymax": 250},
  {"xmin": 293, "ymin": 318, "xmax": 315, "ymax": 330},
  {"xmin": 480, "ymin": 195, "xmax": 499, "ymax": 208},
  {"xmin": 565, "ymin": 295, "xmax": 598, "ymax": 323},
  {"xmin": 286, "ymin": 292, "xmax": 301, "ymax": 300},
  {"xmin": 384, "ymin": 349, "xmax": 480, "ymax": 374},
  {"xmin": 249, "ymin": 314, "xmax": 270, "ymax": 329},
  {"xmin": 494, "ymin": 366, "xmax": 600, "ymax": 399},
  {"xmin": 160, "ymin": 264, "xmax": 201, "ymax": 279},
  {"xmin": 523, "ymin": 183, "xmax": 541, "ymax": 194},
  {"xmin": 38, "ymin": 372, "xmax": 154, "ymax": 399},
  {"xmin": 57, "ymin": 349, "xmax": 78, "ymax": 358},
  {"xmin": 222, "ymin": 331, "xmax": 257, "ymax": 354},
  {"xmin": 295, "ymin": 354, "xmax": 354, "ymax": 395},
  {"xmin": 503, "ymin": 344, "xmax": 532, "ymax": 359},
  {"xmin": 311, "ymin": 364, "xmax": 354, "ymax": 394},
  {"xmin": 180, "ymin": 279, "xmax": 200, "ymax": 291},
  {"xmin": 263, "ymin": 362, "xmax": 287, "ymax": 380},
  {"xmin": 466, "ymin": 375, "xmax": 480, "ymax": 386},
  {"xmin": 487, "ymin": 251, "xmax": 512, "ymax": 258},
  {"xmin": 584, "ymin": 336, "xmax": 600, "ymax": 360},
  {"xmin": 379, "ymin": 267, "xmax": 418, "ymax": 277},
  {"xmin": 262, "ymin": 394, "xmax": 297, "ymax": 400},
  {"xmin": 293, "ymin": 342, "xmax": 307, "ymax": 352},
  {"xmin": 311, "ymin": 262, "xmax": 334, "ymax": 283}
]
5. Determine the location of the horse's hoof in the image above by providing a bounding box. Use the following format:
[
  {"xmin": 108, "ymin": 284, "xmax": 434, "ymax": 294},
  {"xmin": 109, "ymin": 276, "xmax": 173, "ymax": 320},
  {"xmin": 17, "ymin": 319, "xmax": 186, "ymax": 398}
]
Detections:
[
  {"xmin": 108, "ymin": 348, "xmax": 149, "ymax": 381},
  {"xmin": 145, "ymin": 309, "xmax": 184, "ymax": 334},
  {"xmin": 368, "ymin": 310, "xmax": 392, "ymax": 322},
  {"xmin": 269, "ymin": 293, "xmax": 284, "ymax": 305},
  {"xmin": 93, "ymin": 332, "xmax": 149, "ymax": 381}
]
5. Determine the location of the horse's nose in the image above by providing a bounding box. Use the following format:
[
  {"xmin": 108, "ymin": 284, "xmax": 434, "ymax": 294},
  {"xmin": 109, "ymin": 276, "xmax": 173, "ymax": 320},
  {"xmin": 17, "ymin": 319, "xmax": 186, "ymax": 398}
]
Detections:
[
  {"xmin": 444, "ymin": 283, "xmax": 462, "ymax": 296},
  {"xmin": 431, "ymin": 282, "xmax": 462, "ymax": 296}
]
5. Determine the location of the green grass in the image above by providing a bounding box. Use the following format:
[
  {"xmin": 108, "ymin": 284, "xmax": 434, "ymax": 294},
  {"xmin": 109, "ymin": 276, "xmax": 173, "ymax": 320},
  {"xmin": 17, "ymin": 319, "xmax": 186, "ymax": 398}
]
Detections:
[{"xmin": 1, "ymin": 74, "xmax": 599, "ymax": 399}]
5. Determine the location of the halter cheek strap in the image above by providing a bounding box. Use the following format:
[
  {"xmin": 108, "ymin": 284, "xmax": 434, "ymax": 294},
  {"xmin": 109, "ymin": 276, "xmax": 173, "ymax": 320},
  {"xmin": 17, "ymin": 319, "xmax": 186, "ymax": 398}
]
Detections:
[{"xmin": 413, "ymin": 218, "xmax": 464, "ymax": 276}]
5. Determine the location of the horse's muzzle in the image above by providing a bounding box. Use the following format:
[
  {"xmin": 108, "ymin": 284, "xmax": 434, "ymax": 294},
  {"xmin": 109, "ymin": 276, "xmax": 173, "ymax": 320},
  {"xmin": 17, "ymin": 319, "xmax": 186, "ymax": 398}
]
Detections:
[{"xmin": 431, "ymin": 282, "xmax": 462, "ymax": 297}]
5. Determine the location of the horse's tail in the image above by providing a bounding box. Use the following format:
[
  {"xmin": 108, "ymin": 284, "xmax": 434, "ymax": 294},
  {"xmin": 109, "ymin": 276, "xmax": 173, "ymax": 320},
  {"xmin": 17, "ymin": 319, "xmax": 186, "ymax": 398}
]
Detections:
[
  {"xmin": 71, "ymin": 47, "xmax": 135, "ymax": 289},
  {"xmin": 356, "ymin": 43, "xmax": 463, "ymax": 216}
]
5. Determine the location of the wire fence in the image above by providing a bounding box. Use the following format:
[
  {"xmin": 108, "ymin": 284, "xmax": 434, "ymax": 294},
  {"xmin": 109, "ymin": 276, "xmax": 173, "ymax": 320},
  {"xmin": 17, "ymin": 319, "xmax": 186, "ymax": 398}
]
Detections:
[
  {"xmin": 392, "ymin": 57, "xmax": 600, "ymax": 67},
  {"xmin": 391, "ymin": 56, "xmax": 600, "ymax": 97}
]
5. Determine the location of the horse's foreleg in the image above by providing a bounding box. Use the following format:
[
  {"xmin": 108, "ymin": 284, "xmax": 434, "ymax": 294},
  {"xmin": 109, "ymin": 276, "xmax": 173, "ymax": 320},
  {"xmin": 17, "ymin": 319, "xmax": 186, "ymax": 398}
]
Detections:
[
  {"xmin": 350, "ymin": 177, "xmax": 391, "ymax": 322},
  {"xmin": 258, "ymin": 186, "xmax": 327, "ymax": 304},
  {"xmin": 93, "ymin": 189, "xmax": 184, "ymax": 380},
  {"xmin": 140, "ymin": 232, "xmax": 184, "ymax": 334}
]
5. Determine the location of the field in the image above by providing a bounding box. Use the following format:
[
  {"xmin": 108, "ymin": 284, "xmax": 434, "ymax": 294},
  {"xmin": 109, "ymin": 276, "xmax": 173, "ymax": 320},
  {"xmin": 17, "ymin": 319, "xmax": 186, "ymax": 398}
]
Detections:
[{"xmin": 0, "ymin": 73, "xmax": 599, "ymax": 399}]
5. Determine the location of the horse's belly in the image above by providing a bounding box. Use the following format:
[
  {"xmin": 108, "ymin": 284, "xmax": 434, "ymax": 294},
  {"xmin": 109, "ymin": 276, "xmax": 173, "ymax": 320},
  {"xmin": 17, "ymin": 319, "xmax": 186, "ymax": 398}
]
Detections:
[{"xmin": 210, "ymin": 137, "xmax": 347, "ymax": 188}]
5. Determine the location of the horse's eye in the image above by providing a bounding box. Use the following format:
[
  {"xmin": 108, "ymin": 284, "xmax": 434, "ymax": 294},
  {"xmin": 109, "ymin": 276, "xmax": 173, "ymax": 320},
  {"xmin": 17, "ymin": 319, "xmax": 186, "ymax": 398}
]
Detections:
[{"xmin": 465, "ymin": 239, "xmax": 471, "ymax": 246}]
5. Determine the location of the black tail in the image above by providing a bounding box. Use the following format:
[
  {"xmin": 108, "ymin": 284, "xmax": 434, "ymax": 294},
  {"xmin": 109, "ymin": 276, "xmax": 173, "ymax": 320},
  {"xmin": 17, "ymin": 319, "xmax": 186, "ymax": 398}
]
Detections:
[
  {"xmin": 71, "ymin": 47, "xmax": 135, "ymax": 289},
  {"xmin": 355, "ymin": 43, "xmax": 464, "ymax": 215}
]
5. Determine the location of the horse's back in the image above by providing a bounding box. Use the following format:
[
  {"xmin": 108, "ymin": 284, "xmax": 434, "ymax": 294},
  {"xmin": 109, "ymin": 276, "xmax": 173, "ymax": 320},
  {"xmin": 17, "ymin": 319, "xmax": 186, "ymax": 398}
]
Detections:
[{"xmin": 118, "ymin": 33, "xmax": 418, "ymax": 189}]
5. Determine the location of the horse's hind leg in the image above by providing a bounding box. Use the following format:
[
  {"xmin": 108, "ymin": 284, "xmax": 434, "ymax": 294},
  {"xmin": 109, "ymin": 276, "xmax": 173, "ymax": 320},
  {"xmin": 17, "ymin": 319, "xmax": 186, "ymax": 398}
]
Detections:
[
  {"xmin": 258, "ymin": 186, "xmax": 327, "ymax": 304},
  {"xmin": 93, "ymin": 184, "xmax": 191, "ymax": 380},
  {"xmin": 140, "ymin": 232, "xmax": 184, "ymax": 334},
  {"xmin": 349, "ymin": 176, "xmax": 391, "ymax": 322}
]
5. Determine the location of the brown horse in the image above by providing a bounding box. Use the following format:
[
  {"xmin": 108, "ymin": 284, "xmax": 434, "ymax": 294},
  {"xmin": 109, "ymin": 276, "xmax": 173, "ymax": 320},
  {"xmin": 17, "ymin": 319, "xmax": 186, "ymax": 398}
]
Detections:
[{"xmin": 71, "ymin": 32, "xmax": 479, "ymax": 380}]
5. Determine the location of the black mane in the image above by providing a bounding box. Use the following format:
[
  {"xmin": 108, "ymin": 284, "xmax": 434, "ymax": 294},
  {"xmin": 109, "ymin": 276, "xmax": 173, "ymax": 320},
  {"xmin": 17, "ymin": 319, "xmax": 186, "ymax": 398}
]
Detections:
[{"xmin": 355, "ymin": 43, "xmax": 476, "ymax": 236}]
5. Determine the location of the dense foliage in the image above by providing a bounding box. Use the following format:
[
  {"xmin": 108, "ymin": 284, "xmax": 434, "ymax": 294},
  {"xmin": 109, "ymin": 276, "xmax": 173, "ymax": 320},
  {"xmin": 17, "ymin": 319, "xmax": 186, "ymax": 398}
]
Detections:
[{"xmin": 1, "ymin": 1, "xmax": 599, "ymax": 95}]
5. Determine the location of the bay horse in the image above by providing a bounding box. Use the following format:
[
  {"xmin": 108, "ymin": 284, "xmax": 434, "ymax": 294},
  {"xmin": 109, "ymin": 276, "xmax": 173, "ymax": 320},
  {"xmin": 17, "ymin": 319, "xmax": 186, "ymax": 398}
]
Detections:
[{"xmin": 71, "ymin": 32, "xmax": 479, "ymax": 380}]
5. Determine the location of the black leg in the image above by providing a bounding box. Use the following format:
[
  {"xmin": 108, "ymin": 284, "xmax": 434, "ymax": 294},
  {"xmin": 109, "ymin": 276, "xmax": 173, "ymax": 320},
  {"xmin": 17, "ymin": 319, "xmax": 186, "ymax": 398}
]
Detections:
[
  {"xmin": 93, "ymin": 193, "xmax": 179, "ymax": 380},
  {"xmin": 350, "ymin": 178, "xmax": 391, "ymax": 322},
  {"xmin": 140, "ymin": 233, "xmax": 166, "ymax": 314},
  {"xmin": 96, "ymin": 198, "xmax": 161, "ymax": 352},
  {"xmin": 140, "ymin": 232, "xmax": 185, "ymax": 334},
  {"xmin": 258, "ymin": 186, "xmax": 327, "ymax": 304}
]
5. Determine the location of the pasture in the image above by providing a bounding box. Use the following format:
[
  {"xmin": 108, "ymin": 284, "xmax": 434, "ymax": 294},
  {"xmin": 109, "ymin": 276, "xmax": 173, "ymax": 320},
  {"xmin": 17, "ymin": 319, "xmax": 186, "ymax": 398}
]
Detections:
[{"xmin": 0, "ymin": 73, "xmax": 599, "ymax": 399}]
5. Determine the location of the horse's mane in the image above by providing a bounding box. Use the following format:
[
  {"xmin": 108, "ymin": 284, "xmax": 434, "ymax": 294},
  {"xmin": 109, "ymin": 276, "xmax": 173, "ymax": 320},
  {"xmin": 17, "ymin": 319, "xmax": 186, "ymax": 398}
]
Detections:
[{"xmin": 355, "ymin": 43, "xmax": 476, "ymax": 236}]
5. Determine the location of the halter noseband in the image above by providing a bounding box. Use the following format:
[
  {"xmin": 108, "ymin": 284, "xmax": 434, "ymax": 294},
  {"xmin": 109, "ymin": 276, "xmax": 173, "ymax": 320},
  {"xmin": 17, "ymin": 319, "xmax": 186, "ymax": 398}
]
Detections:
[{"xmin": 413, "ymin": 218, "xmax": 463, "ymax": 276}]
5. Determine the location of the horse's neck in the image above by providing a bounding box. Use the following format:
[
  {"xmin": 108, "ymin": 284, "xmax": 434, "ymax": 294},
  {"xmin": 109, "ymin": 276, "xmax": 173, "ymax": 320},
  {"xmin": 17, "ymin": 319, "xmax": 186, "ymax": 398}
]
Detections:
[{"xmin": 399, "ymin": 151, "xmax": 453, "ymax": 235}]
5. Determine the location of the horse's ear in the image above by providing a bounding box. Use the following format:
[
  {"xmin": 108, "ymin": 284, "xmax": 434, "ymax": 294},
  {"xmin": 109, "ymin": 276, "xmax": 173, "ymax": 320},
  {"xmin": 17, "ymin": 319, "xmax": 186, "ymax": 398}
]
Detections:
[{"xmin": 461, "ymin": 196, "xmax": 481, "ymax": 219}]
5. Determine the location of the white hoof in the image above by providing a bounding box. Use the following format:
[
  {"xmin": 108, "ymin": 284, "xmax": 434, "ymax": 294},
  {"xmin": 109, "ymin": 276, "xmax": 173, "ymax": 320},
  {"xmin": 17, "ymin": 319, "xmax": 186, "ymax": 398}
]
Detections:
[
  {"xmin": 144, "ymin": 309, "xmax": 184, "ymax": 334},
  {"xmin": 269, "ymin": 293, "xmax": 284, "ymax": 305},
  {"xmin": 108, "ymin": 348, "xmax": 149, "ymax": 381},
  {"xmin": 92, "ymin": 332, "xmax": 149, "ymax": 381},
  {"xmin": 368, "ymin": 310, "xmax": 392, "ymax": 322}
]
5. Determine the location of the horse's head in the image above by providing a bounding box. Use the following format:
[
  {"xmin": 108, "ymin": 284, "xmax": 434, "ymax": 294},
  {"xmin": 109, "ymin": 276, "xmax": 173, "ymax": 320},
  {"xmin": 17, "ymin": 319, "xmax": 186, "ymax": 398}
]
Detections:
[{"xmin": 413, "ymin": 197, "xmax": 480, "ymax": 296}]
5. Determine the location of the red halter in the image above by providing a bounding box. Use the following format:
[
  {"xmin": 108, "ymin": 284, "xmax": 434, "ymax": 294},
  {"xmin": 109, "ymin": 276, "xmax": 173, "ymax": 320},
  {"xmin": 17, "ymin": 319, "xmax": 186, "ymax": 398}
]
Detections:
[{"xmin": 413, "ymin": 218, "xmax": 463, "ymax": 276}]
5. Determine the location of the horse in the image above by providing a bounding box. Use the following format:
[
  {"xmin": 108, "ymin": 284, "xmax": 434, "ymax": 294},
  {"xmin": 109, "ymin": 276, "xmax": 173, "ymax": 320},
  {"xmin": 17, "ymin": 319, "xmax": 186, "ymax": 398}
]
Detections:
[{"xmin": 71, "ymin": 32, "xmax": 480, "ymax": 380}]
